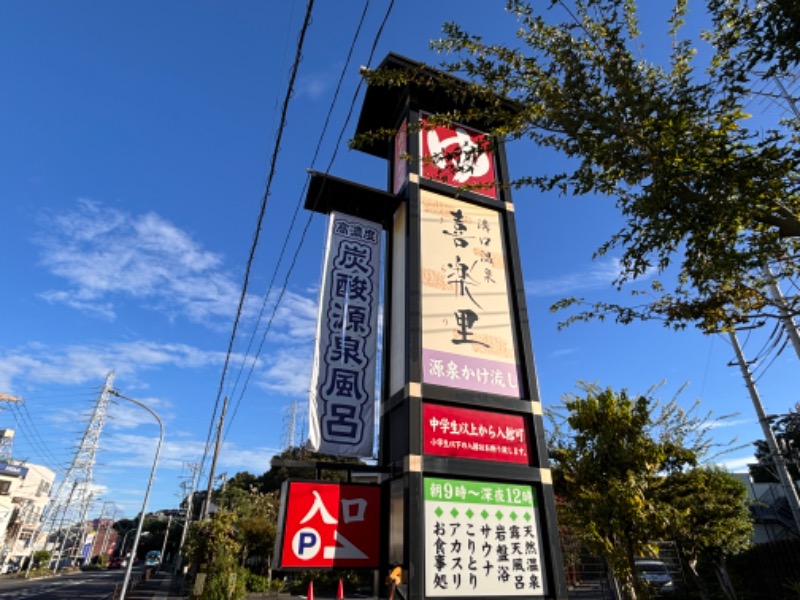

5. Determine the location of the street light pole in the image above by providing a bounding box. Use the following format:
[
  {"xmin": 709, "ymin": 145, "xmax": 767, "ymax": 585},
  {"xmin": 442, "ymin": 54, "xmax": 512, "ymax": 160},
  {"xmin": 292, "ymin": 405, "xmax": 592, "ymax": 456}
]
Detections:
[
  {"xmin": 158, "ymin": 514, "xmax": 172, "ymax": 571},
  {"xmin": 109, "ymin": 390, "xmax": 164, "ymax": 600}
]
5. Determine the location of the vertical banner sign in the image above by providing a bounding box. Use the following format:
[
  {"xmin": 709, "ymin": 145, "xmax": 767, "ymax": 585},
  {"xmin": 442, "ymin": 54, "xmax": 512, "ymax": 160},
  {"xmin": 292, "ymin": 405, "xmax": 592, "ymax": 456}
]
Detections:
[
  {"xmin": 420, "ymin": 112, "xmax": 498, "ymax": 199},
  {"xmin": 308, "ymin": 211, "xmax": 382, "ymax": 456},
  {"xmin": 424, "ymin": 477, "xmax": 545, "ymax": 597},
  {"xmin": 278, "ymin": 481, "xmax": 382, "ymax": 568},
  {"xmin": 420, "ymin": 190, "xmax": 521, "ymax": 397}
]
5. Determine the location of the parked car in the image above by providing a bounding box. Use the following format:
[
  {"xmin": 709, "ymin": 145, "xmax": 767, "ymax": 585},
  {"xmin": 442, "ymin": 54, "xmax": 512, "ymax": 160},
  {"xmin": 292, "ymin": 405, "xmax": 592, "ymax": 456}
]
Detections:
[
  {"xmin": 108, "ymin": 556, "xmax": 126, "ymax": 569},
  {"xmin": 3, "ymin": 562, "xmax": 20, "ymax": 574},
  {"xmin": 145, "ymin": 550, "xmax": 161, "ymax": 567},
  {"xmin": 634, "ymin": 559, "xmax": 676, "ymax": 594}
]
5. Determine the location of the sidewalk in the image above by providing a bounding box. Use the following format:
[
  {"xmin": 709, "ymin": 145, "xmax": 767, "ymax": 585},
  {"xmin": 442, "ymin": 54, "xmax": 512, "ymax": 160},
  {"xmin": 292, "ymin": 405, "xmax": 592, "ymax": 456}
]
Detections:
[{"xmin": 118, "ymin": 569, "xmax": 188, "ymax": 600}]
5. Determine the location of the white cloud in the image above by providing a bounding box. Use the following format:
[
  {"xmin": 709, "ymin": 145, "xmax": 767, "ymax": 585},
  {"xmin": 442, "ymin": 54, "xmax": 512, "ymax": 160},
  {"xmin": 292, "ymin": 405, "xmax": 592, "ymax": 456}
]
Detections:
[
  {"xmin": 526, "ymin": 257, "xmax": 656, "ymax": 298},
  {"xmin": 715, "ymin": 454, "xmax": 757, "ymax": 473},
  {"xmin": 0, "ymin": 341, "xmax": 227, "ymax": 390},
  {"xmin": 272, "ymin": 290, "xmax": 319, "ymax": 340},
  {"xmin": 258, "ymin": 347, "xmax": 313, "ymax": 396},
  {"xmin": 296, "ymin": 73, "xmax": 331, "ymax": 100},
  {"xmin": 102, "ymin": 432, "xmax": 204, "ymax": 470},
  {"xmin": 549, "ymin": 348, "xmax": 578, "ymax": 359},
  {"xmin": 526, "ymin": 257, "xmax": 623, "ymax": 297},
  {"xmin": 35, "ymin": 199, "xmax": 243, "ymax": 325},
  {"xmin": 707, "ymin": 418, "xmax": 752, "ymax": 430},
  {"xmin": 101, "ymin": 431, "xmax": 278, "ymax": 475}
]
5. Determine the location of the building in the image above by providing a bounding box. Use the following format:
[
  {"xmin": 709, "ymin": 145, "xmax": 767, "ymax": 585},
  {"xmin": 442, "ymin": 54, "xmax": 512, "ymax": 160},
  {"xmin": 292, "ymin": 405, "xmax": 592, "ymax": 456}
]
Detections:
[
  {"xmin": 733, "ymin": 472, "xmax": 799, "ymax": 543},
  {"xmin": 0, "ymin": 460, "xmax": 55, "ymax": 570},
  {"xmin": 83, "ymin": 517, "xmax": 118, "ymax": 563}
]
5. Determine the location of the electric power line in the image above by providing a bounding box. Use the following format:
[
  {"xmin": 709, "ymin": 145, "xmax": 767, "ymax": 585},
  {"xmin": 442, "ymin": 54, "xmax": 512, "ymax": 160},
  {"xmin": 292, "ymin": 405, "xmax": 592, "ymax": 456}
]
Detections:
[
  {"xmin": 223, "ymin": 0, "xmax": 396, "ymax": 442},
  {"xmin": 199, "ymin": 0, "xmax": 317, "ymax": 486},
  {"xmin": 224, "ymin": 0, "xmax": 376, "ymax": 436}
]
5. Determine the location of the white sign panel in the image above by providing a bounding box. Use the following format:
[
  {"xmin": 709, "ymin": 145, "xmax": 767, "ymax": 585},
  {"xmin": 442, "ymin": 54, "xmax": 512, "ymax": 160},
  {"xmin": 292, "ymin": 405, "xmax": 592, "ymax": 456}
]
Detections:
[
  {"xmin": 420, "ymin": 190, "xmax": 521, "ymax": 398},
  {"xmin": 308, "ymin": 212, "xmax": 382, "ymax": 457},
  {"xmin": 424, "ymin": 477, "xmax": 546, "ymax": 597}
]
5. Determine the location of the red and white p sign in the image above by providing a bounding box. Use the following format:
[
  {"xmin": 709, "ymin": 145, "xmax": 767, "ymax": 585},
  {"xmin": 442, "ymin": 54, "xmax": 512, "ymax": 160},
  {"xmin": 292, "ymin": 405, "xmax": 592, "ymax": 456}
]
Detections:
[{"xmin": 277, "ymin": 481, "xmax": 382, "ymax": 568}]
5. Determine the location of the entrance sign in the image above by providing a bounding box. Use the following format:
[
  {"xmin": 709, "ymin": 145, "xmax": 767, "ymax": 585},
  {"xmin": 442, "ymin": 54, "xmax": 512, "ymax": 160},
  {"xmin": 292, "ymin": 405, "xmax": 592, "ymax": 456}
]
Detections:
[
  {"xmin": 423, "ymin": 403, "xmax": 530, "ymax": 464},
  {"xmin": 424, "ymin": 477, "xmax": 545, "ymax": 597},
  {"xmin": 276, "ymin": 481, "xmax": 382, "ymax": 569},
  {"xmin": 308, "ymin": 211, "xmax": 382, "ymax": 456},
  {"xmin": 419, "ymin": 190, "xmax": 520, "ymax": 397}
]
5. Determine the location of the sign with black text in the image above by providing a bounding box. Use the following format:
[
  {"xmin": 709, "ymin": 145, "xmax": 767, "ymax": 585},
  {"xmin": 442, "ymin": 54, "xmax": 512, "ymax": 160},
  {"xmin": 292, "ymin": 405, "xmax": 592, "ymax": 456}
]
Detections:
[
  {"xmin": 308, "ymin": 211, "xmax": 382, "ymax": 456},
  {"xmin": 424, "ymin": 477, "xmax": 546, "ymax": 597}
]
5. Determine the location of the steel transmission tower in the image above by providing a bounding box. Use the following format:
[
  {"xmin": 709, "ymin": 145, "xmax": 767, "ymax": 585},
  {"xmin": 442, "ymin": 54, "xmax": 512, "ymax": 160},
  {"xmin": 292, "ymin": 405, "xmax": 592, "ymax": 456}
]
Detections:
[
  {"xmin": 0, "ymin": 393, "xmax": 23, "ymax": 459},
  {"xmin": 44, "ymin": 371, "xmax": 115, "ymax": 546}
]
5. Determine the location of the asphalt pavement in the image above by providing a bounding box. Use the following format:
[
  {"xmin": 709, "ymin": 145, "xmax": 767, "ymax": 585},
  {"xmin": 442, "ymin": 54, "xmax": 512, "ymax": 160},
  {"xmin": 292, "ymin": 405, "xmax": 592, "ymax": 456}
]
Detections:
[{"xmin": 119, "ymin": 568, "xmax": 188, "ymax": 599}]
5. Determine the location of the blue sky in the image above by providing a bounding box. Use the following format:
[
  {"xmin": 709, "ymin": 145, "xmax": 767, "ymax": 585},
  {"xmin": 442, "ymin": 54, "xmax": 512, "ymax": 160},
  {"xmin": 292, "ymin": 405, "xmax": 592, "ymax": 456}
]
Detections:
[{"xmin": 1, "ymin": 1, "xmax": 796, "ymax": 519}]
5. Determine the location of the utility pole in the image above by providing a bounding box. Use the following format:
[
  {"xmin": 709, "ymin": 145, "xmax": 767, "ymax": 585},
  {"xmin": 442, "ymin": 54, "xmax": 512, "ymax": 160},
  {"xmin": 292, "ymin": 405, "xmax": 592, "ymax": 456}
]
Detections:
[
  {"xmin": 174, "ymin": 462, "xmax": 199, "ymax": 576},
  {"xmin": 763, "ymin": 264, "xmax": 800, "ymax": 362},
  {"xmin": 729, "ymin": 331, "xmax": 800, "ymax": 533},
  {"xmin": 201, "ymin": 396, "xmax": 228, "ymax": 520},
  {"xmin": 0, "ymin": 393, "xmax": 22, "ymax": 459},
  {"xmin": 158, "ymin": 514, "xmax": 173, "ymax": 570},
  {"xmin": 0, "ymin": 393, "xmax": 22, "ymax": 406}
]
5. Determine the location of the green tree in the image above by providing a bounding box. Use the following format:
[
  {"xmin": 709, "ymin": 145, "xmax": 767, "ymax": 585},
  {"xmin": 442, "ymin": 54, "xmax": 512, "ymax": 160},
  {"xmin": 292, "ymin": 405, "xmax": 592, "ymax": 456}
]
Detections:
[
  {"xmin": 259, "ymin": 446, "xmax": 365, "ymax": 493},
  {"xmin": 184, "ymin": 448, "xmax": 367, "ymax": 594},
  {"xmin": 216, "ymin": 480, "xmax": 280, "ymax": 576},
  {"xmin": 31, "ymin": 549, "xmax": 50, "ymax": 568},
  {"xmin": 548, "ymin": 383, "xmax": 732, "ymax": 599},
  {"xmin": 656, "ymin": 467, "xmax": 752, "ymax": 600},
  {"xmin": 360, "ymin": 0, "xmax": 800, "ymax": 333},
  {"xmin": 749, "ymin": 402, "xmax": 800, "ymax": 482},
  {"xmin": 185, "ymin": 509, "xmax": 247, "ymax": 600},
  {"xmin": 715, "ymin": 0, "xmax": 800, "ymax": 75}
]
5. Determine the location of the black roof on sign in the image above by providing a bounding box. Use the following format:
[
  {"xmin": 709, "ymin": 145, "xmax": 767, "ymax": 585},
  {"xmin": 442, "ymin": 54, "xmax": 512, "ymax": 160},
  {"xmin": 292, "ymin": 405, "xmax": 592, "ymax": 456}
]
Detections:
[
  {"xmin": 304, "ymin": 170, "xmax": 401, "ymax": 229},
  {"xmin": 354, "ymin": 52, "xmax": 519, "ymax": 160}
]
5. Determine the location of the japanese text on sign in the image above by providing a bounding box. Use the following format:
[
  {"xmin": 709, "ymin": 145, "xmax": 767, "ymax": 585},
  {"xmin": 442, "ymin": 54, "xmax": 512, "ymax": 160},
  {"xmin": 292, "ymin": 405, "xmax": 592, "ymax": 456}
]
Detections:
[
  {"xmin": 423, "ymin": 403, "xmax": 530, "ymax": 464},
  {"xmin": 420, "ymin": 191, "xmax": 520, "ymax": 398},
  {"xmin": 278, "ymin": 481, "xmax": 381, "ymax": 569},
  {"xmin": 424, "ymin": 477, "xmax": 545, "ymax": 597},
  {"xmin": 309, "ymin": 212, "xmax": 381, "ymax": 456}
]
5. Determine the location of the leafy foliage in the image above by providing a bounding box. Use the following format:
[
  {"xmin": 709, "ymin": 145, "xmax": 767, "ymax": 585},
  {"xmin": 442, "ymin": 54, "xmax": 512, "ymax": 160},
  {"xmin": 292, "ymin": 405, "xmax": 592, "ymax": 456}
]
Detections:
[
  {"xmin": 185, "ymin": 509, "xmax": 247, "ymax": 600},
  {"xmin": 31, "ymin": 549, "xmax": 50, "ymax": 567},
  {"xmin": 712, "ymin": 0, "xmax": 800, "ymax": 75},
  {"xmin": 258, "ymin": 446, "xmax": 365, "ymax": 493},
  {"xmin": 750, "ymin": 402, "xmax": 800, "ymax": 482},
  {"xmin": 548, "ymin": 383, "xmax": 745, "ymax": 599},
  {"xmin": 656, "ymin": 467, "xmax": 752, "ymax": 600},
  {"xmin": 181, "ymin": 447, "xmax": 370, "ymax": 597},
  {"xmin": 358, "ymin": 0, "xmax": 800, "ymax": 333}
]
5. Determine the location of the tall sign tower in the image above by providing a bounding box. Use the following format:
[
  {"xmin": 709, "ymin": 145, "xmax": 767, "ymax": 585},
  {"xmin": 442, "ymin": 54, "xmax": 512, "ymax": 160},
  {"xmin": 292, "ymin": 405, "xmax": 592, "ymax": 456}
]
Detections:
[{"xmin": 306, "ymin": 53, "xmax": 566, "ymax": 599}]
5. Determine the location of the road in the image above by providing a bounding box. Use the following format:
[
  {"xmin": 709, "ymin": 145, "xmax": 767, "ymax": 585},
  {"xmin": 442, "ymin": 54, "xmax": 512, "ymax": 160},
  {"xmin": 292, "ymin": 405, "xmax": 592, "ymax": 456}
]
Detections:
[{"xmin": 0, "ymin": 567, "xmax": 139, "ymax": 599}]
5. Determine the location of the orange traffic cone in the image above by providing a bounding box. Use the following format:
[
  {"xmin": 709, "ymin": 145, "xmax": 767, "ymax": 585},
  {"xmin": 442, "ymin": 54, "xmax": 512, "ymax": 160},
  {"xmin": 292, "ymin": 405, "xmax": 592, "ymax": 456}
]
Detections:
[
  {"xmin": 307, "ymin": 580, "xmax": 314, "ymax": 600},
  {"xmin": 337, "ymin": 578, "xmax": 344, "ymax": 599}
]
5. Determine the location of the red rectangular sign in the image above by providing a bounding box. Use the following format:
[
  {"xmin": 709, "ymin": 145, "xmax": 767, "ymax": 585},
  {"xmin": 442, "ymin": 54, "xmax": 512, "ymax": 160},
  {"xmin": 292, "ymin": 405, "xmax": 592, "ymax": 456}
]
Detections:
[
  {"xmin": 420, "ymin": 112, "xmax": 498, "ymax": 199},
  {"xmin": 423, "ymin": 403, "xmax": 530, "ymax": 464},
  {"xmin": 277, "ymin": 481, "xmax": 381, "ymax": 568}
]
